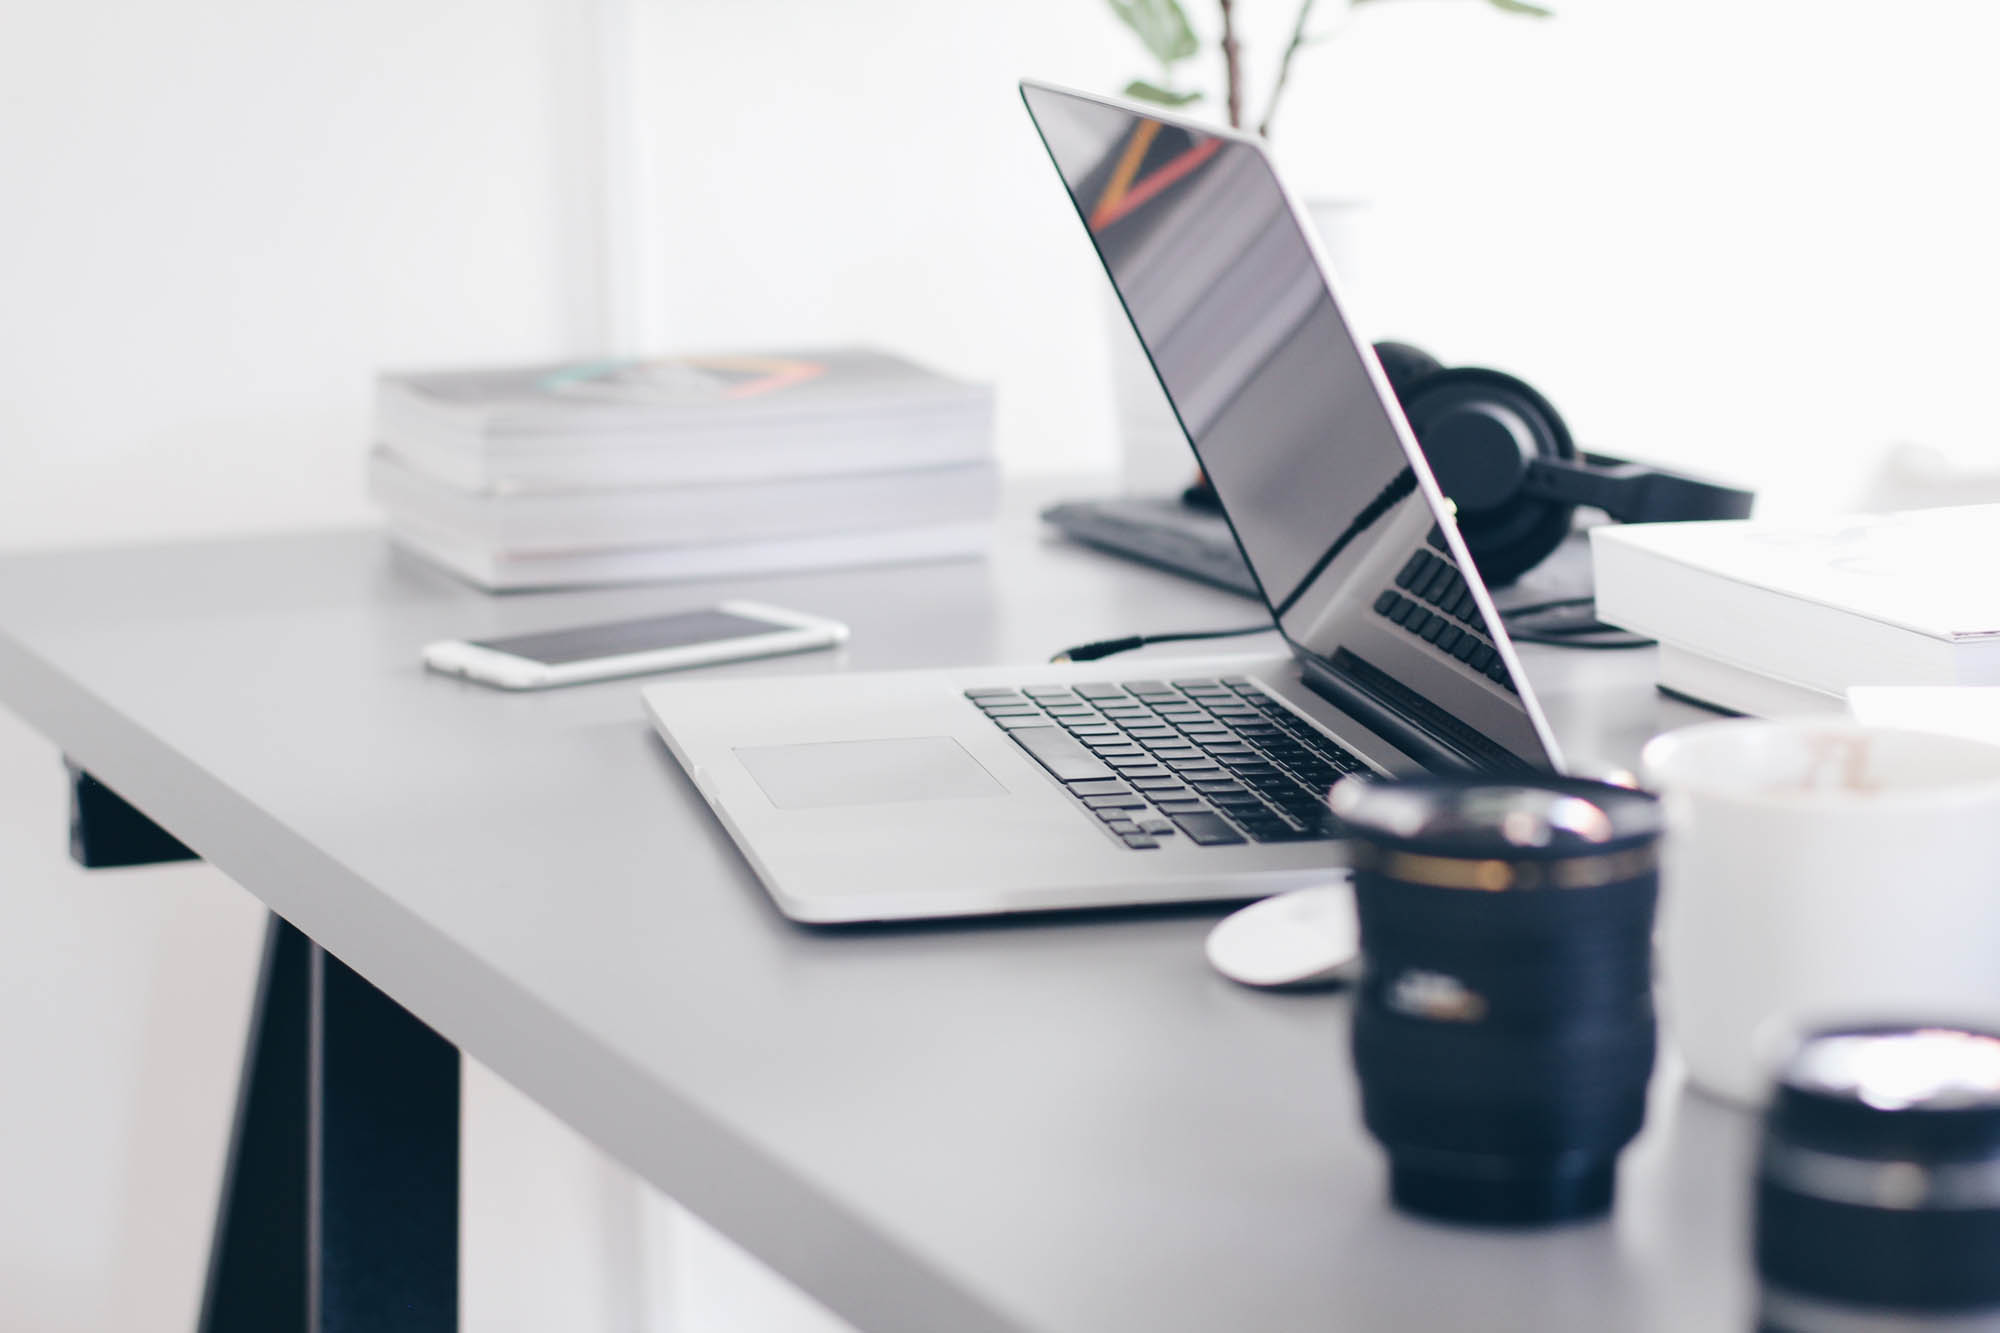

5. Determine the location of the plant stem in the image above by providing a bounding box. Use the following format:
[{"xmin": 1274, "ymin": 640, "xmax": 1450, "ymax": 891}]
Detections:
[
  {"xmin": 1218, "ymin": 0, "xmax": 1244, "ymax": 129},
  {"xmin": 1258, "ymin": 0, "xmax": 1322, "ymax": 139}
]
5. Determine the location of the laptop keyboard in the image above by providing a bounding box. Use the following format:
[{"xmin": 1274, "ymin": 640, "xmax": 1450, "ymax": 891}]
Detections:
[
  {"xmin": 1372, "ymin": 527, "xmax": 1518, "ymax": 693},
  {"xmin": 966, "ymin": 677, "xmax": 1368, "ymax": 850}
]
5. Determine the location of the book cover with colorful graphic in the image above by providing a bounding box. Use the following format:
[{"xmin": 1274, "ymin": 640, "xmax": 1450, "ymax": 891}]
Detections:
[{"xmin": 380, "ymin": 348, "xmax": 989, "ymax": 433}]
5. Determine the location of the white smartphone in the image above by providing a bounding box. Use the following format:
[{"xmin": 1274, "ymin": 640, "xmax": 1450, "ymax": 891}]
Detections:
[{"xmin": 422, "ymin": 600, "xmax": 849, "ymax": 690}]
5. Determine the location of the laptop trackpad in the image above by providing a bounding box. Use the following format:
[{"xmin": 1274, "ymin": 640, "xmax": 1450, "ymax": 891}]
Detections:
[{"xmin": 735, "ymin": 737, "xmax": 1006, "ymax": 809}]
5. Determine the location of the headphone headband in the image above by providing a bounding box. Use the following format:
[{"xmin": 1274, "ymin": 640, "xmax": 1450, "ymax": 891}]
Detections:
[
  {"xmin": 1523, "ymin": 453, "xmax": 1755, "ymax": 526},
  {"xmin": 1372, "ymin": 343, "xmax": 1756, "ymax": 585}
]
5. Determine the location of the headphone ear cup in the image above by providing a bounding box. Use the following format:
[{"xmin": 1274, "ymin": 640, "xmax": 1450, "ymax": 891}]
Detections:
[
  {"xmin": 1371, "ymin": 342, "xmax": 1445, "ymax": 407},
  {"xmin": 1400, "ymin": 366, "xmax": 1576, "ymax": 587}
]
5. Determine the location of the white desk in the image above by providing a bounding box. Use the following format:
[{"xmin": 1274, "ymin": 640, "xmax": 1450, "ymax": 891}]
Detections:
[{"xmin": 0, "ymin": 484, "xmax": 1740, "ymax": 1332}]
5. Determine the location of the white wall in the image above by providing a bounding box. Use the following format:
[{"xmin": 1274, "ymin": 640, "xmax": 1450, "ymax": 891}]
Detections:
[
  {"xmin": 641, "ymin": 0, "xmax": 2000, "ymax": 509},
  {"xmin": 5, "ymin": 3, "xmax": 2000, "ymax": 1331},
  {"xmin": 1258, "ymin": 0, "xmax": 2000, "ymax": 513},
  {"xmin": 13, "ymin": 0, "xmax": 1994, "ymax": 545},
  {"xmin": 636, "ymin": 0, "xmax": 1137, "ymax": 476},
  {"xmin": 0, "ymin": 0, "xmax": 588, "ymax": 549}
]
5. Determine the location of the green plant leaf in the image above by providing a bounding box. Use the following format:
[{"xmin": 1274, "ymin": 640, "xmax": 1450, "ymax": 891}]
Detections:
[
  {"xmin": 1484, "ymin": 0, "xmax": 1555, "ymax": 16},
  {"xmin": 1122, "ymin": 79, "xmax": 1204, "ymax": 106},
  {"xmin": 1106, "ymin": 0, "xmax": 1200, "ymax": 66}
]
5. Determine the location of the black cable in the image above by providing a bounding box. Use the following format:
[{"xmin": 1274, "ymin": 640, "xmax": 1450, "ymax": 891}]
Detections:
[
  {"xmin": 1499, "ymin": 596, "xmax": 1597, "ymax": 619},
  {"xmin": 1051, "ymin": 595, "xmax": 1652, "ymax": 664},
  {"xmin": 1051, "ymin": 622, "xmax": 1274, "ymax": 664},
  {"xmin": 1507, "ymin": 633, "xmax": 1655, "ymax": 650},
  {"xmin": 1501, "ymin": 595, "xmax": 1655, "ymax": 649},
  {"xmin": 1525, "ymin": 622, "xmax": 1635, "ymax": 638}
]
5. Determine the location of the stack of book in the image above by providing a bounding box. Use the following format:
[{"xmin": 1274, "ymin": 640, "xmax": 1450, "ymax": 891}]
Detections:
[
  {"xmin": 369, "ymin": 349, "xmax": 997, "ymax": 590},
  {"xmin": 1591, "ymin": 506, "xmax": 2000, "ymax": 716}
]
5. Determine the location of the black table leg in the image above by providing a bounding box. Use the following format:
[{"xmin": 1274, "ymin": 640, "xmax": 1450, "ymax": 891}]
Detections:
[
  {"xmin": 67, "ymin": 765, "xmax": 461, "ymax": 1332},
  {"xmin": 66, "ymin": 761, "xmax": 196, "ymax": 868},
  {"xmin": 309, "ymin": 940, "xmax": 459, "ymax": 1333},
  {"xmin": 196, "ymin": 917, "xmax": 460, "ymax": 1333},
  {"xmin": 199, "ymin": 916, "xmax": 311, "ymax": 1332}
]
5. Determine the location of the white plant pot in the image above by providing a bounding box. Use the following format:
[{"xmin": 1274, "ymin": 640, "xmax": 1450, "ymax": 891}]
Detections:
[{"xmin": 1110, "ymin": 196, "xmax": 1370, "ymax": 495}]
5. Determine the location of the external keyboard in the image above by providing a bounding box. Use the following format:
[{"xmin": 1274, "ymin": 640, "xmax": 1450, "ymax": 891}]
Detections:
[
  {"xmin": 1040, "ymin": 497, "xmax": 1260, "ymax": 598},
  {"xmin": 967, "ymin": 677, "xmax": 1368, "ymax": 850}
]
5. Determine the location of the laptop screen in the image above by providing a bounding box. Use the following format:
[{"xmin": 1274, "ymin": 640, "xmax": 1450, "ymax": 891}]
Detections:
[{"xmin": 1022, "ymin": 82, "xmax": 1557, "ymax": 771}]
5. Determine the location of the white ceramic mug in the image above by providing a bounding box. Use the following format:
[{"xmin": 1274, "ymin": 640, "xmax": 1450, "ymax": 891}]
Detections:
[{"xmin": 1642, "ymin": 719, "xmax": 2000, "ymax": 1105}]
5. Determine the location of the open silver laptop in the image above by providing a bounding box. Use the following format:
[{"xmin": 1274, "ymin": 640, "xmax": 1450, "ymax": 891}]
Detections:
[{"xmin": 641, "ymin": 81, "xmax": 1564, "ymax": 922}]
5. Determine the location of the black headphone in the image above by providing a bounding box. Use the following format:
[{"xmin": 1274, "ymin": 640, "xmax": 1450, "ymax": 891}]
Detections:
[{"xmin": 1373, "ymin": 342, "xmax": 1755, "ymax": 586}]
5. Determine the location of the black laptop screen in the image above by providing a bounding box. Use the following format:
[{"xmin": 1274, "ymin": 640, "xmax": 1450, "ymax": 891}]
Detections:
[{"xmin": 1022, "ymin": 83, "xmax": 1556, "ymax": 770}]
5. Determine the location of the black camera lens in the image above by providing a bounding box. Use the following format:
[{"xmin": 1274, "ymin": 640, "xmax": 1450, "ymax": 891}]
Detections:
[
  {"xmin": 1757, "ymin": 1025, "xmax": 2000, "ymax": 1331},
  {"xmin": 1329, "ymin": 775, "xmax": 1662, "ymax": 1227}
]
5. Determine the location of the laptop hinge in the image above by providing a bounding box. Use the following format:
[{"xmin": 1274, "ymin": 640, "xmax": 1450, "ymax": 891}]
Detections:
[{"xmin": 1297, "ymin": 655, "xmax": 1481, "ymax": 773}]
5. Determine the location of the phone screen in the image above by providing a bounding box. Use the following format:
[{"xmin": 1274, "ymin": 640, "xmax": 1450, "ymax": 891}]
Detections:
[{"xmin": 471, "ymin": 609, "xmax": 787, "ymax": 666}]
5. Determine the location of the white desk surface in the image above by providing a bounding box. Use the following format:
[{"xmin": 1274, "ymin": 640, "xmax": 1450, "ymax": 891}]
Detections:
[{"xmin": 0, "ymin": 483, "xmax": 1737, "ymax": 1333}]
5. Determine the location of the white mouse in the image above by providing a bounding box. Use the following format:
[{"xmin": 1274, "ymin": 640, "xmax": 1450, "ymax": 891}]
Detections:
[{"xmin": 1204, "ymin": 877, "xmax": 1360, "ymax": 990}]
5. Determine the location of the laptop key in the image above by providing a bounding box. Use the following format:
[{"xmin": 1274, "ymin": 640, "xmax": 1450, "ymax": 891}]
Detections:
[
  {"xmin": 1069, "ymin": 780, "xmax": 1133, "ymax": 797},
  {"xmin": 1073, "ymin": 683, "xmax": 1126, "ymax": 699},
  {"xmin": 1249, "ymin": 823, "xmax": 1324, "ymax": 843},
  {"xmin": 1009, "ymin": 727, "xmax": 1114, "ymax": 782},
  {"xmin": 1139, "ymin": 819, "xmax": 1175, "ymax": 835},
  {"xmin": 1394, "ymin": 551, "xmax": 1428, "ymax": 590},
  {"xmin": 1121, "ymin": 833, "xmax": 1161, "ymax": 849},
  {"xmin": 1083, "ymin": 794, "xmax": 1147, "ymax": 809},
  {"xmin": 991, "ymin": 715, "xmax": 1046, "ymax": 730},
  {"xmin": 1170, "ymin": 811, "xmax": 1248, "ymax": 846},
  {"xmin": 1154, "ymin": 799, "xmax": 1211, "ymax": 814},
  {"xmin": 965, "ymin": 687, "xmax": 1022, "ymax": 698},
  {"xmin": 1113, "ymin": 765, "xmax": 1170, "ymax": 780}
]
